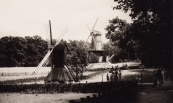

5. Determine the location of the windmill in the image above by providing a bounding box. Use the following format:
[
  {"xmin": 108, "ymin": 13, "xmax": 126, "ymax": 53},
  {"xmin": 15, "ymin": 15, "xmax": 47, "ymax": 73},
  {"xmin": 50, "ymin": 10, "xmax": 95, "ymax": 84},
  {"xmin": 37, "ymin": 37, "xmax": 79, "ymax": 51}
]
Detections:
[
  {"xmin": 33, "ymin": 20, "xmax": 77, "ymax": 84},
  {"xmin": 86, "ymin": 18, "xmax": 104, "ymax": 62}
]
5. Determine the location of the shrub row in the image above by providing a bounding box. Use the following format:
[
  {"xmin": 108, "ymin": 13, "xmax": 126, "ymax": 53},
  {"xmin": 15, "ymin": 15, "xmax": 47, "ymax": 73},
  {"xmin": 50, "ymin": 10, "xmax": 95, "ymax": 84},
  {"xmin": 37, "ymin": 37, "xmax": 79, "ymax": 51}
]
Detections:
[
  {"xmin": 0, "ymin": 81, "xmax": 137, "ymax": 94},
  {"xmin": 0, "ymin": 77, "xmax": 45, "ymax": 85}
]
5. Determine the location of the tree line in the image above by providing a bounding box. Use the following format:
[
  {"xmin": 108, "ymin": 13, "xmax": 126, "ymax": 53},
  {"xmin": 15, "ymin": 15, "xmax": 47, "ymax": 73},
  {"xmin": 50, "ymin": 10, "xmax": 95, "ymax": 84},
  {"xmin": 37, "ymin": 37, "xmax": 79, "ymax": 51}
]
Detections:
[
  {"xmin": 0, "ymin": 35, "xmax": 103, "ymax": 67},
  {"xmin": 0, "ymin": 35, "xmax": 48, "ymax": 67}
]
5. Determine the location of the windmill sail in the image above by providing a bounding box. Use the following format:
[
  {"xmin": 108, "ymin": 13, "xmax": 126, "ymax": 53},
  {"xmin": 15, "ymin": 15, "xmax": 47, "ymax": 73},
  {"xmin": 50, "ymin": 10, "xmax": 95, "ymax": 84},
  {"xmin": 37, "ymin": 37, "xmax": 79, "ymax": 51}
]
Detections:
[
  {"xmin": 33, "ymin": 50, "xmax": 51, "ymax": 74},
  {"xmin": 86, "ymin": 19, "xmax": 98, "ymax": 50}
]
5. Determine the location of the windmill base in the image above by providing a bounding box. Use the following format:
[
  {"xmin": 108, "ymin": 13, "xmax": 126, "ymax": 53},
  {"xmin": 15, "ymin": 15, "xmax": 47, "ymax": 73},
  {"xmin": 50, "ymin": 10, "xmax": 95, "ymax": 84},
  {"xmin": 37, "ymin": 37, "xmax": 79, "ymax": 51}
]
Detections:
[{"xmin": 45, "ymin": 66, "xmax": 74, "ymax": 84}]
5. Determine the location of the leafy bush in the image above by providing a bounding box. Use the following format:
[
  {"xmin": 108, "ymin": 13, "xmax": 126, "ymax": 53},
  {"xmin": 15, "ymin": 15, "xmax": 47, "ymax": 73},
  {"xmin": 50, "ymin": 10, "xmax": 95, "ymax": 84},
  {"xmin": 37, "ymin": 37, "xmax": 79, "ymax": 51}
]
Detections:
[{"xmin": 88, "ymin": 52, "xmax": 99, "ymax": 63}]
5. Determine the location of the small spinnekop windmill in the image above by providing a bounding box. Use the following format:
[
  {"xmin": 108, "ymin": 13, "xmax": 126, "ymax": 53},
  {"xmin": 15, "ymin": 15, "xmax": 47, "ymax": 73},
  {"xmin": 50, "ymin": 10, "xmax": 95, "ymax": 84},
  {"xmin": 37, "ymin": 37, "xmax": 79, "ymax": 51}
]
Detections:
[
  {"xmin": 86, "ymin": 18, "xmax": 104, "ymax": 62},
  {"xmin": 33, "ymin": 20, "xmax": 77, "ymax": 84}
]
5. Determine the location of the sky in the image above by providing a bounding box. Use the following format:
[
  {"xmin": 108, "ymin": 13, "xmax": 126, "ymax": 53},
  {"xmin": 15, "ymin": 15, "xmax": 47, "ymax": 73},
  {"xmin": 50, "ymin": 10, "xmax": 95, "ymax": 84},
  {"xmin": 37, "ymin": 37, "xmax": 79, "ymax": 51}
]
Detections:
[{"xmin": 0, "ymin": 0, "xmax": 132, "ymax": 43}]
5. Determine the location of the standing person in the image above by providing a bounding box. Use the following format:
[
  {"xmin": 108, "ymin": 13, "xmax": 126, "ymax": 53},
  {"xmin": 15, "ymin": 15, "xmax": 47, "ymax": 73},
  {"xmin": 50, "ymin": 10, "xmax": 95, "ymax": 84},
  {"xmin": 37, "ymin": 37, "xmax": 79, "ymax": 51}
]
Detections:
[
  {"xmin": 106, "ymin": 73, "xmax": 109, "ymax": 82},
  {"xmin": 110, "ymin": 72, "xmax": 114, "ymax": 82},
  {"xmin": 118, "ymin": 68, "xmax": 121, "ymax": 81},
  {"xmin": 115, "ymin": 66, "xmax": 117, "ymax": 71},
  {"xmin": 114, "ymin": 70, "xmax": 118, "ymax": 81},
  {"xmin": 111, "ymin": 66, "xmax": 114, "ymax": 71},
  {"xmin": 153, "ymin": 70, "xmax": 157, "ymax": 89},
  {"xmin": 160, "ymin": 69, "xmax": 164, "ymax": 84},
  {"xmin": 157, "ymin": 68, "xmax": 162, "ymax": 88}
]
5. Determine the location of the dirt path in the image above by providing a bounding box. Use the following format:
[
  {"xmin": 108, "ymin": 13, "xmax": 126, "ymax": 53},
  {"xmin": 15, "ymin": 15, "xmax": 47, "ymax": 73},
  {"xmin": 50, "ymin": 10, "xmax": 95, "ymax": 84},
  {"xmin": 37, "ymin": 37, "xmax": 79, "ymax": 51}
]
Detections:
[{"xmin": 78, "ymin": 70, "xmax": 141, "ymax": 83}]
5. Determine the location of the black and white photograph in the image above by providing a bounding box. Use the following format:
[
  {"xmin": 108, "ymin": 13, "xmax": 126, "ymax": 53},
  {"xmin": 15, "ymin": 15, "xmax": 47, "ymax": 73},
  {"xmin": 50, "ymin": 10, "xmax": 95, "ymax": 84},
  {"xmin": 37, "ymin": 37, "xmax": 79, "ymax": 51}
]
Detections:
[{"xmin": 0, "ymin": 0, "xmax": 172, "ymax": 103}]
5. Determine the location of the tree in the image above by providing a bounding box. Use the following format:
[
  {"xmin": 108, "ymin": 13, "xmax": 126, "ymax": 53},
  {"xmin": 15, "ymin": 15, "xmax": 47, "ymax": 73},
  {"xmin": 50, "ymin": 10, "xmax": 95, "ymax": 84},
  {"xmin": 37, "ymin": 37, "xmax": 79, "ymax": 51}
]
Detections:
[
  {"xmin": 88, "ymin": 52, "xmax": 99, "ymax": 63},
  {"xmin": 0, "ymin": 36, "xmax": 27, "ymax": 66},
  {"xmin": 102, "ymin": 42, "xmax": 121, "ymax": 62},
  {"xmin": 0, "ymin": 35, "xmax": 48, "ymax": 67},
  {"xmin": 110, "ymin": 0, "xmax": 171, "ymax": 69},
  {"xmin": 105, "ymin": 17, "xmax": 137, "ymax": 62},
  {"xmin": 24, "ymin": 35, "xmax": 48, "ymax": 66},
  {"xmin": 66, "ymin": 40, "xmax": 89, "ymax": 65}
]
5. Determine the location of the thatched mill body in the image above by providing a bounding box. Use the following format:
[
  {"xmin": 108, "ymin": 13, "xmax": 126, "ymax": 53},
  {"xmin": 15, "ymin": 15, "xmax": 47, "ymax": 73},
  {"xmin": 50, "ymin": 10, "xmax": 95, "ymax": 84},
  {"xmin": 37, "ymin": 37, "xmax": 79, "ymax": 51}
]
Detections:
[{"xmin": 46, "ymin": 43, "xmax": 74, "ymax": 83}]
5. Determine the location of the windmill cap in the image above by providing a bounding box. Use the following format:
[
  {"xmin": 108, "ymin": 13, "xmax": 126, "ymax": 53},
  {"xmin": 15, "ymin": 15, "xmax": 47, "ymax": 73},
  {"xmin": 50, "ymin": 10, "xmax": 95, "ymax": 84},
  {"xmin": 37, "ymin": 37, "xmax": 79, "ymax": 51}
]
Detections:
[{"xmin": 91, "ymin": 30, "xmax": 102, "ymax": 36}]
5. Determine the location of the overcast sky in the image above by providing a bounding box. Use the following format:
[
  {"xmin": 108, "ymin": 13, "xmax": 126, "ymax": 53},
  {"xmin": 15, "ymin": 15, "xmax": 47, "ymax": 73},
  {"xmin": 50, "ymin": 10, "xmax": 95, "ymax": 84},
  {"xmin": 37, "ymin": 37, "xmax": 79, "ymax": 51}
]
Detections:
[{"xmin": 0, "ymin": 0, "xmax": 132, "ymax": 43}]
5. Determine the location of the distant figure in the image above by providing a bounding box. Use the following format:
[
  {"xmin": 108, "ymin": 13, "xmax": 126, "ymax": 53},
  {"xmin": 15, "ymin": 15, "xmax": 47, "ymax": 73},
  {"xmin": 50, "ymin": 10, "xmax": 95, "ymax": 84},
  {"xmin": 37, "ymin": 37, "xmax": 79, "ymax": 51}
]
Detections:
[
  {"xmin": 153, "ymin": 70, "xmax": 157, "ymax": 89},
  {"xmin": 157, "ymin": 68, "xmax": 162, "ymax": 88},
  {"xmin": 110, "ymin": 73, "xmax": 114, "ymax": 82},
  {"xmin": 118, "ymin": 69, "xmax": 121, "ymax": 81},
  {"xmin": 125, "ymin": 64, "xmax": 128, "ymax": 70},
  {"xmin": 115, "ymin": 66, "xmax": 118, "ymax": 70},
  {"xmin": 164, "ymin": 69, "xmax": 168, "ymax": 81},
  {"xmin": 114, "ymin": 70, "xmax": 118, "ymax": 81},
  {"xmin": 112, "ymin": 66, "xmax": 114, "ymax": 70},
  {"xmin": 111, "ymin": 66, "xmax": 114, "ymax": 72},
  {"xmin": 161, "ymin": 70, "xmax": 163, "ymax": 84},
  {"xmin": 106, "ymin": 73, "xmax": 109, "ymax": 81}
]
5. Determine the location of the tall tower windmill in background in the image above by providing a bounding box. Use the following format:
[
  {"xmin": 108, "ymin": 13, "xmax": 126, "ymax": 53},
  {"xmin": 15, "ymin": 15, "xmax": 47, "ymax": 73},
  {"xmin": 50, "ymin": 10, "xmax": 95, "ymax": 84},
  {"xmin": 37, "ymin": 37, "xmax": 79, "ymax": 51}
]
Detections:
[{"xmin": 86, "ymin": 18, "xmax": 104, "ymax": 62}]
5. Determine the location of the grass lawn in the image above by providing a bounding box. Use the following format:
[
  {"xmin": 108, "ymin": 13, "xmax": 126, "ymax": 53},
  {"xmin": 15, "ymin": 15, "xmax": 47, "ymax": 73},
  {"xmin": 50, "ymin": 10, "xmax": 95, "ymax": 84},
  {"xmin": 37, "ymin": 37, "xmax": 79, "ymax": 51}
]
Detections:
[{"xmin": 0, "ymin": 93, "xmax": 95, "ymax": 103}]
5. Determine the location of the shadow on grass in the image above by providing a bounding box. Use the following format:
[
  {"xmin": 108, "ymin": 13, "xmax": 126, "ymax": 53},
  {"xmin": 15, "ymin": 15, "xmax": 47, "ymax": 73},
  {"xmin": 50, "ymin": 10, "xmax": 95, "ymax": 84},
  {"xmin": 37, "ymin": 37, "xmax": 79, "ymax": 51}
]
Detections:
[{"xmin": 122, "ymin": 69, "xmax": 154, "ymax": 83}]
